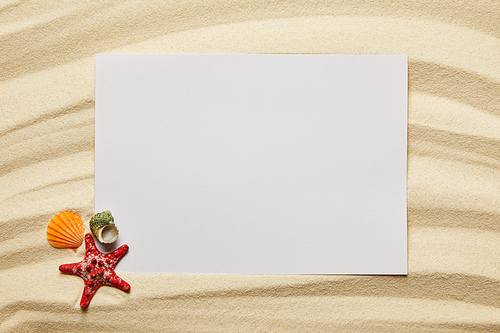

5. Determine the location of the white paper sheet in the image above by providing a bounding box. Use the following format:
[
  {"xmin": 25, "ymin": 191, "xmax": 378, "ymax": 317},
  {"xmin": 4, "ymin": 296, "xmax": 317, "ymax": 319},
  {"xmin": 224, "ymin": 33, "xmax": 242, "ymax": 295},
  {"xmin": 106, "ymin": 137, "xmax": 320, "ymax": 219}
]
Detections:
[{"xmin": 95, "ymin": 54, "xmax": 407, "ymax": 274}]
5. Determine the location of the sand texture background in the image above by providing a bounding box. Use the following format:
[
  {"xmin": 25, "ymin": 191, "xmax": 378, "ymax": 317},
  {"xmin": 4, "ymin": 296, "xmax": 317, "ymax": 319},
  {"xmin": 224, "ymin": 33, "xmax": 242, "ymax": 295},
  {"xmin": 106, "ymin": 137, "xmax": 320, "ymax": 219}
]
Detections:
[{"xmin": 1, "ymin": 0, "xmax": 499, "ymax": 331}]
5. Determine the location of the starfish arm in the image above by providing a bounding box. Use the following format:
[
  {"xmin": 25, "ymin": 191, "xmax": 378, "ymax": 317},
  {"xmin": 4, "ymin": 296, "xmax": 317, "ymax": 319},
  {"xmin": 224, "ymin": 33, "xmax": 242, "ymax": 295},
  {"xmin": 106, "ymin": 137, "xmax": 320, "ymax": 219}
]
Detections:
[
  {"xmin": 80, "ymin": 282, "xmax": 102, "ymax": 308},
  {"xmin": 106, "ymin": 244, "xmax": 129, "ymax": 262},
  {"xmin": 59, "ymin": 262, "xmax": 81, "ymax": 275},
  {"xmin": 104, "ymin": 272, "xmax": 131, "ymax": 292},
  {"xmin": 84, "ymin": 233, "xmax": 97, "ymax": 255},
  {"xmin": 114, "ymin": 244, "xmax": 129, "ymax": 259}
]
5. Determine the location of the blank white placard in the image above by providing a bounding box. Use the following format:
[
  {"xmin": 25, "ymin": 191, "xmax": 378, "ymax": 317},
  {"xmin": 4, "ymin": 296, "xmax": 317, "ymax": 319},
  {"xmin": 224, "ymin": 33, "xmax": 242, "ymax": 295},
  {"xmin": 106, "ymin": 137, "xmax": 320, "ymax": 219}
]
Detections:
[{"xmin": 95, "ymin": 54, "xmax": 407, "ymax": 274}]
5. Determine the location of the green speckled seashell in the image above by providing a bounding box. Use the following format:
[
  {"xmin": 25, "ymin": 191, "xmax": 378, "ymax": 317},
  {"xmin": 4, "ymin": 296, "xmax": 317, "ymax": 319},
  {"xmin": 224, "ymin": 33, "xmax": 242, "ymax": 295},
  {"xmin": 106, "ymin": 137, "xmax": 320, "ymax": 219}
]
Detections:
[{"xmin": 89, "ymin": 210, "xmax": 119, "ymax": 244}]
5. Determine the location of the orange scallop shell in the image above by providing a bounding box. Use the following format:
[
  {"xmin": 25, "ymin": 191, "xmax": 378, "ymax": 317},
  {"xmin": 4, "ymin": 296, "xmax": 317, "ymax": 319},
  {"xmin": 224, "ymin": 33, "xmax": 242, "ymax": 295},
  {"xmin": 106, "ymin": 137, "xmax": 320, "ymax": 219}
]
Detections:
[{"xmin": 47, "ymin": 211, "xmax": 85, "ymax": 252}]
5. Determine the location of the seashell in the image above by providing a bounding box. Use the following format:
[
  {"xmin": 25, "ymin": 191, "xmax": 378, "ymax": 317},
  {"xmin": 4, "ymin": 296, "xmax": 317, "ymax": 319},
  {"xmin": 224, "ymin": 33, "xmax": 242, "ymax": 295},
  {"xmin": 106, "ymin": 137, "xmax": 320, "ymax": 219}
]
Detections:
[
  {"xmin": 89, "ymin": 210, "xmax": 119, "ymax": 244},
  {"xmin": 47, "ymin": 211, "xmax": 85, "ymax": 252}
]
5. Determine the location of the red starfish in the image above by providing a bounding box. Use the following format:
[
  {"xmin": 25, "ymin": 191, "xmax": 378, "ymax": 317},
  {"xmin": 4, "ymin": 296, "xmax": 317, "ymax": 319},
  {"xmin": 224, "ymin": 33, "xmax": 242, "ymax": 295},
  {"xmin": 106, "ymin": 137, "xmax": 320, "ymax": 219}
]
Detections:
[{"xmin": 59, "ymin": 233, "xmax": 131, "ymax": 308}]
